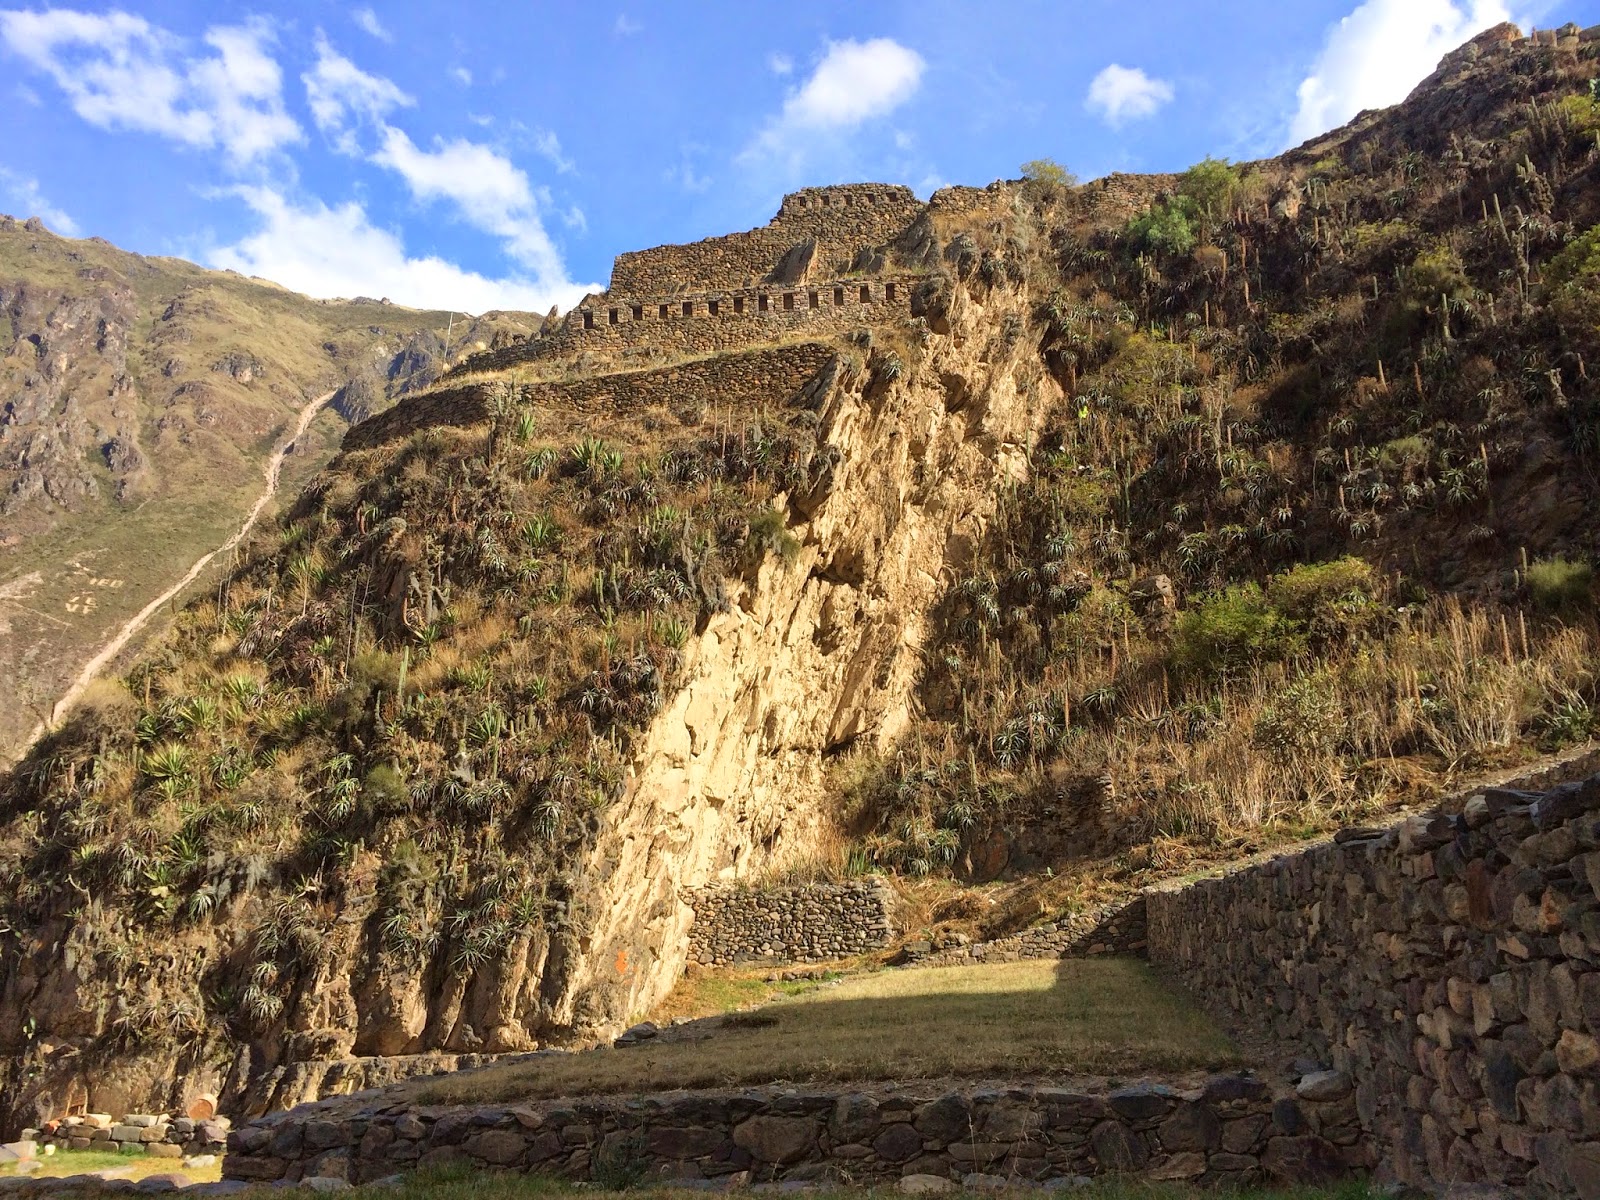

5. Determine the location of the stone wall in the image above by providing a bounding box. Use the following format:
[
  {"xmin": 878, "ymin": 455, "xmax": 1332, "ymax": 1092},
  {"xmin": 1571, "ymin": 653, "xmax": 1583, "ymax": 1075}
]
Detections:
[
  {"xmin": 224, "ymin": 1074, "xmax": 1367, "ymax": 1189},
  {"xmin": 21, "ymin": 1110, "xmax": 230, "ymax": 1161},
  {"xmin": 908, "ymin": 898, "xmax": 1147, "ymax": 967},
  {"xmin": 443, "ymin": 276, "xmax": 917, "ymax": 380},
  {"xmin": 1148, "ymin": 761, "xmax": 1600, "ymax": 1194},
  {"xmin": 686, "ymin": 881, "xmax": 895, "ymax": 967},
  {"xmin": 609, "ymin": 185, "xmax": 921, "ymax": 295},
  {"xmin": 344, "ymin": 343, "xmax": 838, "ymax": 452}
]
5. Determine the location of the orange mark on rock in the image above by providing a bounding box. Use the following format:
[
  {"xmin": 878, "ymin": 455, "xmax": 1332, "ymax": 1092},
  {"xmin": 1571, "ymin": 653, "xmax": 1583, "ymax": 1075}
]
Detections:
[{"xmin": 615, "ymin": 948, "xmax": 629, "ymax": 976}]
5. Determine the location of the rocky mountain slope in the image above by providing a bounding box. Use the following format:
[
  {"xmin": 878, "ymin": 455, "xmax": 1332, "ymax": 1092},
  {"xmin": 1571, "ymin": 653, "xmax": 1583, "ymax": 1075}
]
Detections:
[
  {"xmin": 0, "ymin": 221, "xmax": 540, "ymax": 762},
  {"xmin": 5, "ymin": 20, "xmax": 1600, "ymax": 1134}
]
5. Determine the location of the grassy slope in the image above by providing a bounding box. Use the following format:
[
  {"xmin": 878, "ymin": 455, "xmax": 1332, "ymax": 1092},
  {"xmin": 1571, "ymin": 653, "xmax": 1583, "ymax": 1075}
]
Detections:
[{"xmin": 0, "ymin": 224, "xmax": 538, "ymax": 761}]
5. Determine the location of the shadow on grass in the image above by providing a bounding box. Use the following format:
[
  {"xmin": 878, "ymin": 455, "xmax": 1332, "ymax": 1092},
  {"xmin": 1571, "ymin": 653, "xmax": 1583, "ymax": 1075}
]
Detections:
[{"xmin": 413, "ymin": 956, "xmax": 1244, "ymax": 1106}]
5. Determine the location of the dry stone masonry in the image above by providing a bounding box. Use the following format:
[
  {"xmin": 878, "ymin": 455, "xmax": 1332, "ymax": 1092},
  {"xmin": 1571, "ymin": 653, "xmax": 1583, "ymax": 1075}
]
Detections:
[
  {"xmin": 19, "ymin": 1109, "xmax": 230, "ymax": 1161},
  {"xmin": 609, "ymin": 184, "xmax": 922, "ymax": 295},
  {"xmin": 908, "ymin": 898, "xmax": 1148, "ymax": 967},
  {"xmin": 346, "ymin": 343, "xmax": 839, "ymax": 452},
  {"xmin": 1148, "ymin": 762, "xmax": 1600, "ymax": 1195},
  {"xmin": 686, "ymin": 880, "xmax": 896, "ymax": 966},
  {"xmin": 222, "ymin": 1075, "xmax": 1366, "ymax": 1189}
]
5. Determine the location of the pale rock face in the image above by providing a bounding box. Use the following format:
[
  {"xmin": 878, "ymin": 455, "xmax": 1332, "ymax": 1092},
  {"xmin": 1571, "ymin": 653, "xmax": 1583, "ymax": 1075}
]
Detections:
[{"xmin": 551, "ymin": 278, "xmax": 1058, "ymax": 1031}]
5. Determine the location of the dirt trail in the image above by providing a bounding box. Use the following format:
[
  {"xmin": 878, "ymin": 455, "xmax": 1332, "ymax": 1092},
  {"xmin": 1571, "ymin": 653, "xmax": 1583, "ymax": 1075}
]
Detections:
[{"xmin": 22, "ymin": 390, "xmax": 338, "ymax": 752}]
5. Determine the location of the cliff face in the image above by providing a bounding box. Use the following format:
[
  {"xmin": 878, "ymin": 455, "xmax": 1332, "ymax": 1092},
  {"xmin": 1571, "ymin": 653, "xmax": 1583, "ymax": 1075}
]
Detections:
[{"xmin": 6, "ymin": 21, "xmax": 1600, "ymax": 1137}]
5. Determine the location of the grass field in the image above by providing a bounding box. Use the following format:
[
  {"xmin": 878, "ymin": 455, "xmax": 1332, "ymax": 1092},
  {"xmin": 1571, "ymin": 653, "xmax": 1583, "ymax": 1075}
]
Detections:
[
  {"xmin": 413, "ymin": 958, "xmax": 1241, "ymax": 1105},
  {"xmin": 0, "ymin": 1147, "xmax": 222, "ymax": 1184}
]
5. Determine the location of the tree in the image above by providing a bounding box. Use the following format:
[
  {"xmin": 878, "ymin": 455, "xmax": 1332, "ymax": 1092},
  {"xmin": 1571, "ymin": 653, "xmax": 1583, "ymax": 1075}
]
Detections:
[{"xmin": 1021, "ymin": 159, "xmax": 1078, "ymax": 188}]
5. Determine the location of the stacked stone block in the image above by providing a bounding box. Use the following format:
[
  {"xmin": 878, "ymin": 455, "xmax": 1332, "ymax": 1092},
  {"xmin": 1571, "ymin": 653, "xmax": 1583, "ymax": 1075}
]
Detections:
[
  {"xmin": 223, "ymin": 1076, "xmax": 1365, "ymax": 1188},
  {"xmin": 911, "ymin": 898, "xmax": 1148, "ymax": 966},
  {"xmin": 344, "ymin": 343, "xmax": 837, "ymax": 453},
  {"xmin": 22, "ymin": 1111, "xmax": 229, "ymax": 1160},
  {"xmin": 443, "ymin": 277, "xmax": 914, "ymax": 380},
  {"xmin": 1148, "ymin": 770, "xmax": 1600, "ymax": 1194},
  {"xmin": 686, "ymin": 880, "xmax": 895, "ymax": 966},
  {"xmin": 609, "ymin": 184, "xmax": 920, "ymax": 295}
]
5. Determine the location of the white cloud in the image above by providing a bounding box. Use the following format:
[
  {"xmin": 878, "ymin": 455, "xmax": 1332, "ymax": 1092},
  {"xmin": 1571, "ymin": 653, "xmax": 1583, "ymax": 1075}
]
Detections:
[
  {"xmin": 743, "ymin": 37, "xmax": 925, "ymax": 164},
  {"xmin": 303, "ymin": 32, "xmax": 413, "ymax": 151},
  {"xmin": 450, "ymin": 66, "xmax": 472, "ymax": 86},
  {"xmin": 0, "ymin": 167, "xmax": 79, "ymax": 234},
  {"xmin": 561, "ymin": 205, "xmax": 587, "ymax": 234},
  {"xmin": 372, "ymin": 126, "xmax": 570, "ymax": 283},
  {"xmin": 531, "ymin": 128, "xmax": 575, "ymax": 174},
  {"xmin": 210, "ymin": 187, "xmax": 593, "ymax": 314},
  {"xmin": 0, "ymin": 9, "xmax": 300, "ymax": 165},
  {"xmin": 614, "ymin": 14, "xmax": 642, "ymax": 35},
  {"xmin": 1289, "ymin": 0, "xmax": 1513, "ymax": 145},
  {"xmin": 783, "ymin": 38, "xmax": 924, "ymax": 129},
  {"xmin": 767, "ymin": 52, "xmax": 793, "ymax": 76},
  {"xmin": 1084, "ymin": 64, "xmax": 1175, "ymax": 127},
  {"xmin": 351, "ymin": 7, "xmax": 391, "ymax": 42}
]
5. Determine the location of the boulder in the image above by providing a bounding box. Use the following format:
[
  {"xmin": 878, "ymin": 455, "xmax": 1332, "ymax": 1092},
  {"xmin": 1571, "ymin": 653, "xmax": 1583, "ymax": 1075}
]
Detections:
[{"xmin": 732, "ymin": 1116, "xmax": 817, "ymax": 1164}]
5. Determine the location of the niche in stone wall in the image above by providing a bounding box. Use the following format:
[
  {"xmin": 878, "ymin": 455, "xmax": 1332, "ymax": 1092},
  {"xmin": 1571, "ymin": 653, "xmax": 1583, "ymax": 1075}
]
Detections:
[
  {"xmin": 809, "ymin": 291, "xmax": 820, "ymax": 309},
  {"xmin": 759, "ymin": 295, "xmax": 770, "ymax": 312},
  {"xmin": 632, "ymin": 304, "xmax": 643, "ymax": 320},
  {"xmin": 583, "ymin": 311, "xmax": 595, "ymax": 330},
  {"xmin": 708, "ymin": 299, "xmax": 720, "ymax": 316},
  {"xmin": 783, "ymin": 293, "xmax": 795, "ymax": 312},
  {"xmin": 609, "ymin": 308, "xmax": 619, "ymax": 325},
  {"xmin": 860, "ymin": 284, "xmax": 872, "ymax": 303},
  {"xmin": 733, "ymin": 296, "xmax": 745, "ymax": 314},
  {"xmin": 886, "ymin": 283, "xmax": 897, "ymax": 302},
  {"xmin": 834, "ymin": 286, "xmax": 845, "ymax": 306},
  {"xmin": 682, "ymin": 300, "xmax": 694, "ymax": 317},
  {"xmin": 659, "ymin": 304, "xmax": 670, "ymax": 319}
]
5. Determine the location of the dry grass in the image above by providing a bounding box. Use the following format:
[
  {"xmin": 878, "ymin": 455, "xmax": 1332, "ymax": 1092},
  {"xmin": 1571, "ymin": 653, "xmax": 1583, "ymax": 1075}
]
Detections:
[
  {"xmin": 0, "ymin": 1148, "xmax": 222, "ymax": 1184},
  {"xmin": 410, "ymin": 958, "xmax": 1240, "ymax": 1105}
]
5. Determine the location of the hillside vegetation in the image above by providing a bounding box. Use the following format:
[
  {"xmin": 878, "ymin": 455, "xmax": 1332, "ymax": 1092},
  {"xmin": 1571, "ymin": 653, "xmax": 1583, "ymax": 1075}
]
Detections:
[
  {"xmin": 0, "ymin": 219, "xmax": 539, "ymax": 761},
  {"xmin": 3, "ymin": 22, "xmax": 1600, "ymax": 1134}
]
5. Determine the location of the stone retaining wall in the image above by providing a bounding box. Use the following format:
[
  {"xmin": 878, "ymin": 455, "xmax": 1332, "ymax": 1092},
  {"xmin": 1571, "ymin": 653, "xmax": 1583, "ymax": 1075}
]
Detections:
[
  {"xmin": 909, "ymin": 898, "xmax": 1147, "ymax": 968},
  {"xmin": 344, "ymin": 343, "xmax": 838, "ymax": 452},
  {"xmin": 20, "ymin": 1111, "xmax": 230, "ymax": 1161},
  {"xmin": 686, "ymin": 881, "xmax": 895, "ymax": 967},
  {"xmin": 443, "ymin": 277, "xmax": 915, "ymax": 379},
  {"xmin": 1148, "ymin": 760, "xmax": 1600, "ymax": 1194},
  {"xmin": 223, "ymin": 1074, "xmax": 1367, "ymax": 1189},
  {"xmin": 610, "ymin": 185, "xmax": 921, "ymax": 295}
]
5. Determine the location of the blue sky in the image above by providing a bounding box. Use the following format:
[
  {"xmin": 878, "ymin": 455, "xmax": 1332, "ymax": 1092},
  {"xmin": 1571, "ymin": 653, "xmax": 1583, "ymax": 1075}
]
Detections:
[{"xmin": 0, "ymin": 0, "xmax": 1591, "ymax": 314}]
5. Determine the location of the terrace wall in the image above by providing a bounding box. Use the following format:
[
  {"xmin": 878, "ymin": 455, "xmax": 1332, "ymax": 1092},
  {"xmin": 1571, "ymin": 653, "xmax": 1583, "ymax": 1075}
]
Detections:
[
  {"xmin": 1148, "ymin": 757, "xmax": 1600, "ymax": 1195},
  {"xmin": 609, "ymin": 184, "xmax": 921, "ymax": 295},
  {"xmin": 685, "ymin": 881, "xmax": 895, "ymax": 967},
  {"xmin": 343, "ymin": 343, "xmax": 838, "ymax": 452},
  {"xmin": 443, "ymin": 276, "xmax": 919, "ymax": 379},
  {"xmin": 224, "ymin": 1074, "xmax": 1367, "ymax": 1189}
]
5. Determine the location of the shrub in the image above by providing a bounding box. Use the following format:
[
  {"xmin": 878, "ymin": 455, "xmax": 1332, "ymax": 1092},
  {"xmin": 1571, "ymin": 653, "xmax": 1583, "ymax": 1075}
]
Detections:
[
  {"xmin": 1177, "ymin": 156, "xmax": 1240, "ymax": 219},
  {"xmin": 1172, "ymin": 583, "xmax": 1297, "ymax": 678},
  {"xmin": 1021, "ymin": 158, "xmax": 1078, "ymax": 188},
  {"xmin": 361, "ymin": 763, "xmax": 409, "ymax": 812},
  {"xmin": 1527, "ymin": 556, "xmax": 1594, "ymax": 613},
  {"xmin": 1264, "ymin": 557, "xmax": 1380, "ymax": 643},
  {"xmin": 1126, "ymin": 198, "xmax": 1197, "ymax": 258},
  {"xmin": 746, "ymin": 507, "xmax": 800, "ymax": 567},
  {"xmin": 1174, "ymin": 558, "xmax": 1380, "ymax": 678}
]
